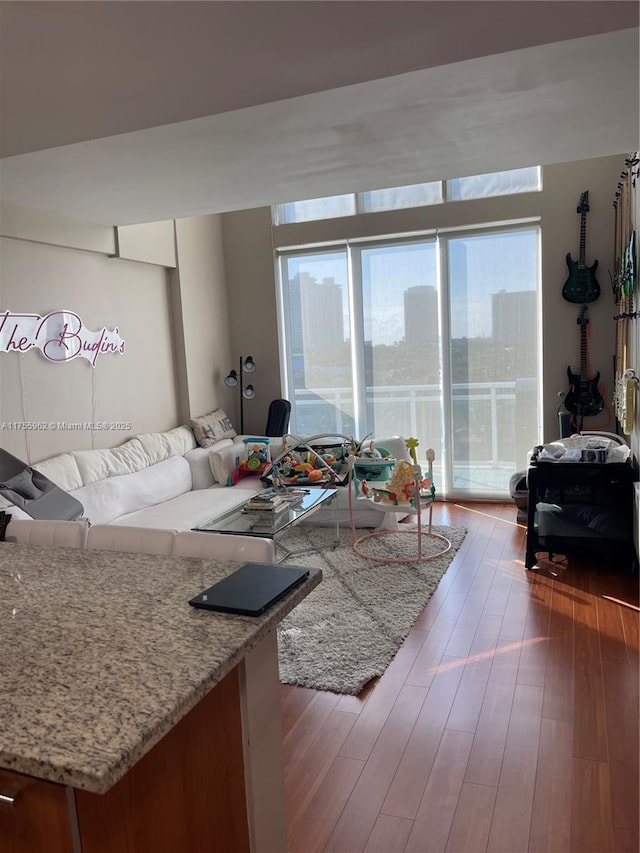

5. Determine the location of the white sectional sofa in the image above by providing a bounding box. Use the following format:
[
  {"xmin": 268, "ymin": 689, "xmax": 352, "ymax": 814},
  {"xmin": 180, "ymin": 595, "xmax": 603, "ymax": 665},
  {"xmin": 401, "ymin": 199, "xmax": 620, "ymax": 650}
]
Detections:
[{"xmin": 2, "ymin": 425, "xmax": 411, "ymax": 559}]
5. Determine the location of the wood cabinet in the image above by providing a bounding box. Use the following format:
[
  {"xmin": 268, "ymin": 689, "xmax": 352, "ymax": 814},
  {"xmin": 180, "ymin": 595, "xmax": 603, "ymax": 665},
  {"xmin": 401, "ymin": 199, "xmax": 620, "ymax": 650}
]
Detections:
[
  {"xmin": 1, "ymin": 668, "xmax": 250, "ymax": 853},
  {"xmin": 0, "ymin": 770, "xmax": 73, "ymax": 853}
]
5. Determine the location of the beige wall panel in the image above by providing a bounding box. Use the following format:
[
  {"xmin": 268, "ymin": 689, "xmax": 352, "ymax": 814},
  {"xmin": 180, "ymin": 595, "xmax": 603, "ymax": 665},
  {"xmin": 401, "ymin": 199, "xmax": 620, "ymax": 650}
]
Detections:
[
  {"xmin": 116, "ymin": 220, "xmax": 176, "ymax": 267},
  {"xmin": 537, "ymin": 158, "xmax": 621, "ymax": 442},
  {"xmin": 222, "ymin": 206, "xmax": 279, "ymax": 435},
  {"xmin": 174, "ymin": 214, "xmax": 232, "ymax": 420},
  {"xmin": 0, "ymin": 237, "xmax": 179, "ymax": 463},
  {"xmin": 0, "ymin": 201, "xmax": 115, "ymax": 255}
]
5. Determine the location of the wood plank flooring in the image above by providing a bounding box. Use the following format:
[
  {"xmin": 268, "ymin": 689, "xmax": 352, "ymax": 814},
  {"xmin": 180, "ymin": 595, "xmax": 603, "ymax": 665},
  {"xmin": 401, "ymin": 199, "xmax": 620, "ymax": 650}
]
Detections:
[{"xmin": 280, "ymin": 501, "xmax": 639, "ymax": 853}]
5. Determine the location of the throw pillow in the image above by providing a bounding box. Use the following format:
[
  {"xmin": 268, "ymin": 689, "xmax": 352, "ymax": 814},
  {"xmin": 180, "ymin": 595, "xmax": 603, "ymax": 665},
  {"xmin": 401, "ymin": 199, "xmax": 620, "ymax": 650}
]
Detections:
[
  {"xmin": 190, "ymin": 409, "xmax": 237, "ymax": 447},
  {"xmin": 209, "ymin": 443, "xmax": 243, "ymax": 486}
]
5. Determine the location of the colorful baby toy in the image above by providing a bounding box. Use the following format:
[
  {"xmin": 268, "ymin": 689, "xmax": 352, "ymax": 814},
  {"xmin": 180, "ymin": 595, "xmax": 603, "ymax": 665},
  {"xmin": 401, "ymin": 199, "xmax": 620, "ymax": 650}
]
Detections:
[
  {"xmin": 364, "ymin": 437, "xmax": 433, "ymax": 506},
  {"xmin": 226, "ymin": 437, "xmax": 271, "ymax": 485}
]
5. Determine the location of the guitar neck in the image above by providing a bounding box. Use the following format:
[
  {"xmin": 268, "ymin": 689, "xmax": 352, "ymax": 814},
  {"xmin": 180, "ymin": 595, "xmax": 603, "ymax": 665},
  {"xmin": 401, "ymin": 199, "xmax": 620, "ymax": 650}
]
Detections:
[
  {"xmin": 580, "ymin": 322, "xmax": 588, "ymax": 377},
  {"xmin": 579, "ymin": 211, "xmax": 587, "ymax": 267}
]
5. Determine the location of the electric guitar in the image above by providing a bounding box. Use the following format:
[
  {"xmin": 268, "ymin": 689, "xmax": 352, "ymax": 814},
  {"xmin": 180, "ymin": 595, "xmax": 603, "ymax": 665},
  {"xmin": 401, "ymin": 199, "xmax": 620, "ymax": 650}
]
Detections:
[
  {"xmin": 562, "ymin": 191, "xmax": 601, "ymax": 304},
  {"xmin": 564, "ymin": 306, "xmax": 604, "ymax": 426}
]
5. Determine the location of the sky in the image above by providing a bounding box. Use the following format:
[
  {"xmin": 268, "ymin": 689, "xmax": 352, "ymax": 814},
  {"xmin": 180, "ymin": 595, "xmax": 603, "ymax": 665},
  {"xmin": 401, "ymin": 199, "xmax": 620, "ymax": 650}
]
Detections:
[{"xmin": 286, "ymin": 227, "xmax": 539, "ymax": 344}]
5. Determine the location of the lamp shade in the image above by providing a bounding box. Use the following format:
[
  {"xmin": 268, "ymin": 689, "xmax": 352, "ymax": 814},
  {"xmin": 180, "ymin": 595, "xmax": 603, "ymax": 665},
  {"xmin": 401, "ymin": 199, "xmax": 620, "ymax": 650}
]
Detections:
[
  {"xmin": 224, "ymin": 370, "xmax": 238, "ymax": 387},
  {"xmin": 243, "ymin": 384, "xmax": 256, "ymax": 400},
  {"xmin": 242, "ymin": 356, "xmax": 256, "ymax": 373}
]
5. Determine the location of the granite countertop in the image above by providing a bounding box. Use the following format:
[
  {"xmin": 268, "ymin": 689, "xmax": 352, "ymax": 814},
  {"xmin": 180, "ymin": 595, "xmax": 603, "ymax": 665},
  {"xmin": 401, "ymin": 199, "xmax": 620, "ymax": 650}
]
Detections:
[{"xmin": 0, "ymin": 543, "xmax": 320, "ymax": 794}]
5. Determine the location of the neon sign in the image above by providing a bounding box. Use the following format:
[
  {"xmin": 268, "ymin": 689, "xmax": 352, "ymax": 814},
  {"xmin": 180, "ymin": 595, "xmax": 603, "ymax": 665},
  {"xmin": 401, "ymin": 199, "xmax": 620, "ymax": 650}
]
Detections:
[{"xmin": 0, "ymin": 310, "xmax": 126, "ymax": 367}]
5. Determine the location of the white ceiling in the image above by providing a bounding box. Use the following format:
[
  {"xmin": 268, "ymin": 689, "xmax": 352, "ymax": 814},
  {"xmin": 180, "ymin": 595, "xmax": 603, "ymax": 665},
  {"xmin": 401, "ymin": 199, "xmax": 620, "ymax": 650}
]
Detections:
[{"xmin": 0, "ymin": 1, "xmax": 638, "ymax": 226}]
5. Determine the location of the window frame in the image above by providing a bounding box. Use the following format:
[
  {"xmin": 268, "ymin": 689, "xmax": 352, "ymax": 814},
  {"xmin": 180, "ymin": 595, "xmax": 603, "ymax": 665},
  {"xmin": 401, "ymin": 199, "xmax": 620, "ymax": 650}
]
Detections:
[
  {"xmin": 273, "ymin": 167, "xmax": 541, "ymax": 225},
  {"xmin": 275, "ymin": 219, "xmax": 542, "ymax": 500}
]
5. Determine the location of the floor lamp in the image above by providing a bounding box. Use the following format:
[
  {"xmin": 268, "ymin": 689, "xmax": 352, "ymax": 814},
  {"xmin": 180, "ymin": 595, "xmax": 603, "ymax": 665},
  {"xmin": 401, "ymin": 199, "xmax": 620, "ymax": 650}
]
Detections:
[{"xmin": 224, "ymin": 356, "xmax": 256, "ymax": 434}]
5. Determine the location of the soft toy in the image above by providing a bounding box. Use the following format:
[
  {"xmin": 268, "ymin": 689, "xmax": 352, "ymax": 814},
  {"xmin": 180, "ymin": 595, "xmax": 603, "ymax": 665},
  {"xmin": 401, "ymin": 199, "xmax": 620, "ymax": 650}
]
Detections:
[{"xmin": 372, "ymin": 459, "xmax": 416, "ymax": 505}]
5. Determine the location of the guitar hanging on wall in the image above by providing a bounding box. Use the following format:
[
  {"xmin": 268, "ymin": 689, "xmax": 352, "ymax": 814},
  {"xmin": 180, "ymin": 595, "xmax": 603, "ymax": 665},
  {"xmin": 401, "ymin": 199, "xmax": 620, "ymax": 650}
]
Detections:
[
  {"xmin": 562, "ymin": 191, "xmax": 601, "ymax": 304},
  {"xmin": 564, "ymin": 306, "xmax": 604, "ymax": 430}
]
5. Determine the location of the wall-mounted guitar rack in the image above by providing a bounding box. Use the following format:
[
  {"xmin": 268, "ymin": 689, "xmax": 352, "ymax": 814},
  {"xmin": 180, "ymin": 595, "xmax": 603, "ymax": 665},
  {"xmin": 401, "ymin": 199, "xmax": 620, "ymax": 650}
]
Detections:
[{"xmin": 612, "ymin": 152, "xmax": 639, "ymax": 435}]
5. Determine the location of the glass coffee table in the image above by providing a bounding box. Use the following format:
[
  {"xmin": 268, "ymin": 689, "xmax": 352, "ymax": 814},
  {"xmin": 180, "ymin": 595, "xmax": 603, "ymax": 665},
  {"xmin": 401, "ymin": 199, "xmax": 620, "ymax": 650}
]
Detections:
[{"xmin": 193, "ymin": 487, "xmax": 338, "ymax": 561}]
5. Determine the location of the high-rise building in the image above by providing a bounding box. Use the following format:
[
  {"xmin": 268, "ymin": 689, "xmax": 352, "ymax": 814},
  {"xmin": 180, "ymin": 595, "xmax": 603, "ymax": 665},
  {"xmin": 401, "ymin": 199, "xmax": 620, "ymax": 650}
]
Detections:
[
  {"xmin": 492, "ymin": 289, "xmax": 536, "ymax": 345},
  {"xmin": 289, "ymin": 273, "xmax": 344, "ymax": 351},
  {"xmin": 404, "ymin": 285, "xmax": 438, "ymax": 344}
]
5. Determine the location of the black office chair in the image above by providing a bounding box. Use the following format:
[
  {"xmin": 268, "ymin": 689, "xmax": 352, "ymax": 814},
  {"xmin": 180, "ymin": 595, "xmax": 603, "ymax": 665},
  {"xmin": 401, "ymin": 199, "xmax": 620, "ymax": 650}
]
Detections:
[{"xmin": 264, "ymin": 399, "xmax": 291, "ymax": 437}]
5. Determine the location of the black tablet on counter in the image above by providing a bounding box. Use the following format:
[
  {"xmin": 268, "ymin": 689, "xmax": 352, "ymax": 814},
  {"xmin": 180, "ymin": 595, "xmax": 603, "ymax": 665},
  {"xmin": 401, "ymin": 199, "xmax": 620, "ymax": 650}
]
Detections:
[{"xmin": 188, "ymin": 562, "xmax": 310, "ymax": 617}]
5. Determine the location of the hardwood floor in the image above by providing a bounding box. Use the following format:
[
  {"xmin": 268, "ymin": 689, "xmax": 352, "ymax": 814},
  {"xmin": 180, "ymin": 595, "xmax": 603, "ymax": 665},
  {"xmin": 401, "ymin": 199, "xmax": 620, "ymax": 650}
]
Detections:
[{"xmin": 280, "ymin": 501, "xmax": 639, "ymax": 853}]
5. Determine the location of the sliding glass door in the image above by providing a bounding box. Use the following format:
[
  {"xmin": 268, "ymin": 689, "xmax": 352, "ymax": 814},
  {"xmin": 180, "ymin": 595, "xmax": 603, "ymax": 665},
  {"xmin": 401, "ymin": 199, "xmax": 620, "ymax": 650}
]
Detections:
[
  {"xmin": 278, "ymin": 250, "xmax": 354, "ymax": 436},
  {"xmin": 277, "ymin": 224, "xmax": 540, "ymax": 498},
  {"xmin": 444, "ymin": 227, "xmax": 540, "ymax": 496},
  {"xmin": 358, "ymin": 239, "xmax": 441, "ymax": 452}
]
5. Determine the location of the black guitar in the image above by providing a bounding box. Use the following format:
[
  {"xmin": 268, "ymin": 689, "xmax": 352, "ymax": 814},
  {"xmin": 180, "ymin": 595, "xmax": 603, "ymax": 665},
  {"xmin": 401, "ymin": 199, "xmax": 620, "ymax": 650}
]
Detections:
[
  {"xmin": 562, "ymin": 191, "xmax": 601, "ymax": 304},
  {"xmin": 564, "ymin": 306, "xmax": 604, "ymax": 428}
]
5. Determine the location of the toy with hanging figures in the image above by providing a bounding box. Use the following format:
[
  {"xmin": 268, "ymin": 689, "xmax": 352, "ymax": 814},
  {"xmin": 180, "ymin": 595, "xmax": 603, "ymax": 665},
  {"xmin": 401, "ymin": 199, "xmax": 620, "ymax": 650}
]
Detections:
[
  {"xmin": 357, "ymin": 437, "xmax": 435, "ymax": 507},
  {"xmin": 349, "ymin": 437, "xmax": 449, "ymax": 563},
  {"xmin": 264, "ymin": 433, "xmax": 353, "ymax": 488},
  {"xmin": 262, "ymin": 432, "xmax": 395, "ymax": 489}
]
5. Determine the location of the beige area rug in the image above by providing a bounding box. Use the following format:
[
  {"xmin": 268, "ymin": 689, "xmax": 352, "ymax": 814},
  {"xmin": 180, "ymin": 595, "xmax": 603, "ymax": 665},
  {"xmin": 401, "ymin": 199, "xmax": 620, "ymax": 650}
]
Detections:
[{"xmin": 278, "ymin": 523, "xmax": 466, "ymax": 695}]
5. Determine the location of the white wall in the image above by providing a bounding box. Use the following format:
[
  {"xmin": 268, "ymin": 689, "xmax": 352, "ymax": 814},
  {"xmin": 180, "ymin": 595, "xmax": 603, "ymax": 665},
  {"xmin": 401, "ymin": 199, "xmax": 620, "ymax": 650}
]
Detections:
[
  {"xmin": 173, "ymin": 215, "xmax": 234, "ymax": 421},
  {"xmin": 0, "ymin": 210, "xmax": 231, "ymax": 464},
  {"xmin": 222, "ymin": 206, "xmax": 281, "ymax": 435},
  {"xmin": 0, "ymin": 236, "xmax": 179, "ymax": 462},
  {"xmin": 223, "ymin": 155, "xmax": 625, "ymax": 449}
]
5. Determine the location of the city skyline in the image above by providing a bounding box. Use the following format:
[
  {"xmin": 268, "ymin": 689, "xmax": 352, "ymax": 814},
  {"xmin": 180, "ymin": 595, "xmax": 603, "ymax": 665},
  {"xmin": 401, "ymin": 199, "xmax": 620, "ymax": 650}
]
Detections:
[{"xmin": 283, "ymin": 227, "xmax": 538, "ymax": 346}]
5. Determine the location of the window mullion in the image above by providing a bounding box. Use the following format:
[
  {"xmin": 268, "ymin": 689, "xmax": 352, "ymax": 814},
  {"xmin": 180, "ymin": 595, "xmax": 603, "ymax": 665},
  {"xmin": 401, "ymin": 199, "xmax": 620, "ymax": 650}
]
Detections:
[
  {"xmin": 437, "ymin": 234, "xmax": 454, "ymax": 497},
  {"xmin": 347, "ymin": 242, "xmax": 366, "ymax": 436}
]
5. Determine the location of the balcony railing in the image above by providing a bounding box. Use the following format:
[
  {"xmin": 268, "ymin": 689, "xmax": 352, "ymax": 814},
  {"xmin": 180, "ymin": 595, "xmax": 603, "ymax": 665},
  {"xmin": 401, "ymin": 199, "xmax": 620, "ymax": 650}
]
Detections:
[{"xmin": 290, "ymin": 380, "xmax": 538, "ymax": 493}]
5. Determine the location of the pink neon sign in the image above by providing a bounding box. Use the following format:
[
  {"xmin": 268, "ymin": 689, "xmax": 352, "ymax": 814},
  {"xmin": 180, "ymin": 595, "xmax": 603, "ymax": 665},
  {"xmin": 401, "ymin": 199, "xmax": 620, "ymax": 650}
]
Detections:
[{"xmin": 0, "ymin": 310, "xmax": 126, "ymax": 367}]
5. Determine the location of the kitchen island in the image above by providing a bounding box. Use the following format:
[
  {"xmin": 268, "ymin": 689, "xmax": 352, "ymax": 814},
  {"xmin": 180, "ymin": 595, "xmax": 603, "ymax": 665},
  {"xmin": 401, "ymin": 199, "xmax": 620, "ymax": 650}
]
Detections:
[{"xmin": 0, "ymin": 543, "xmax": 320, "ymax": 852}]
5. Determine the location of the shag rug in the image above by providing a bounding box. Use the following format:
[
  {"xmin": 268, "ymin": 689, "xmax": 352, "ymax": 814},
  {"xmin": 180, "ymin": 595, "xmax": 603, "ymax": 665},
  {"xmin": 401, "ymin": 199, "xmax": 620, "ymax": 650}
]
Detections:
[{"xmin": 277, "ymin": 523, "xmax": 466, "ymax": 694}]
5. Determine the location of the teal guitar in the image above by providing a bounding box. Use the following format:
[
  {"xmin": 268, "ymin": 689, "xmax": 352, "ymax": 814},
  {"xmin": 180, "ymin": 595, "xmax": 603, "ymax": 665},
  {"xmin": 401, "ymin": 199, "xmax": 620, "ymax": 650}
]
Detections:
[{"xmin": 562, "ymin": 191, "xmax": 601, "ymax": 304}]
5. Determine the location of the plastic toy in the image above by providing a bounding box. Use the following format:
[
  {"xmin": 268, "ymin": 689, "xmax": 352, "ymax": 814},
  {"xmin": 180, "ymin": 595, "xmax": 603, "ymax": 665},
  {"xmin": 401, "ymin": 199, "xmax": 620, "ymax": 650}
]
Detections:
[
  {"xmin": 226, "ymin": 437, "xmax": 271, "ymax": 484},
  {"xmin": 366, "ymin": 438, "xmax": 433, "ymax": 506}
]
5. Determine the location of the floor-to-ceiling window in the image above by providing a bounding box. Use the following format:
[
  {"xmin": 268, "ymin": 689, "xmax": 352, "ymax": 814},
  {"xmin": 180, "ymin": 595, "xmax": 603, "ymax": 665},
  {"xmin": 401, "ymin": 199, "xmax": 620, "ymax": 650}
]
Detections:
[
  {"xmin": 444, "ymin": 226, "xmax": 540, "ymax": 495},
  {"xmin": 275, "ymin": 168, "xmax": 541, "ymax": 498}
]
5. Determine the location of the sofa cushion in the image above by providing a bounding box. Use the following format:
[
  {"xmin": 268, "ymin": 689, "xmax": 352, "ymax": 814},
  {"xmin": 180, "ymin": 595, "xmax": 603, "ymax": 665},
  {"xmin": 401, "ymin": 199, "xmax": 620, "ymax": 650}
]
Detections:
[
  {"xmin": 87, "ymin": 524, "xmax": 176, "ymax": 555},
  {"xmin": 112, "ymin": 485, "xmax": 261, "ymax": 531},
  {"xmin": 70, "ymin": 456, "xmax": 192, "ymax": 524},
  {"xmin": 6, "ymin": 518, "xmax": 89, "ymax": 548},
  {"xmin": 72, "ymin": 438, "xmax": 149, "ymax": 485},
  {"xmin": 184, "ymin": 439, "xmax": 234, "ymax": 489},
  {"xmin": 136, "ymin": 425, "xmax": 196, "ymax": 464},
  {"xmin": 190, "ymin": 409, "xmax": 237, "ymax": 447},
  {"xmin": 173, "ymin": 530, "xmax": 275, "ymax": 563},
  {"xmin": 32, "ymin": 452, "xmax": 83, "ymax": 491}
]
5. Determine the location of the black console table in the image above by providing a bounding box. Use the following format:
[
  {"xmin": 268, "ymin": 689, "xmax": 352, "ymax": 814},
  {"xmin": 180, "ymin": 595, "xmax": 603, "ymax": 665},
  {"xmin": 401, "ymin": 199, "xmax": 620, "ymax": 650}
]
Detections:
[{"xmin": 524, "ymin": 446, "xmax": 638, "ymax": 571}]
